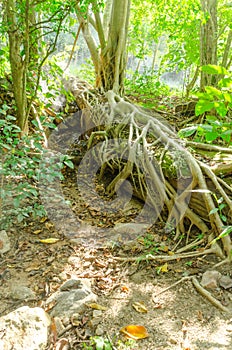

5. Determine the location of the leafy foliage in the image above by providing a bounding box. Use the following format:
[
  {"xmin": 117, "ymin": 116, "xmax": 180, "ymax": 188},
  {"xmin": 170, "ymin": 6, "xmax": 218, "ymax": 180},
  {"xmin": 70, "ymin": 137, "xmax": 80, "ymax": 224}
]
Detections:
[
  {"xmin": 179, "ymin": 65, "xmax": 232, "ymax": 145},
  {"xmin": 0, "ymin": 106, "xmax": 73, "ymax": 229}
]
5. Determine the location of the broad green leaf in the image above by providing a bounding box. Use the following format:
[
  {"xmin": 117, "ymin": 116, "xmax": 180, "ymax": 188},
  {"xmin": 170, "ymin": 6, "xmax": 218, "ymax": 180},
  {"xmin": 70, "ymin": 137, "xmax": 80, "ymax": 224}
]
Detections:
[
  {"xmin": 223, "ymin": 92, "xmax": 232, "ymax": 103},
  {"xmin": 215, "ymin": 102, "xmax": 228, "ymax": 117},
  {"xmin": 205, "ymin": 86, "xmax": 222, "ymax": 98},
  {"xmin": 206, "ymin": 115, "xmax": 217, "ymax": 122},
  {"xmin": 178, "ymin": 126, "xmax": 197, "ymax": 138},
  {"xmin": 64, "ymin": 160, "xmax": 74, "ymax": 169},
  {"xmin": 218, "ymin": 78, "xmax": 232, "ymax": 89},
  {"xmin": 205, "ymin": 131, "xmax": 218, "ymax": 142},
  {"xmin": 195, "ymin": 101, "xmax": 214, "ymax": 115},
  {"xmin": 201, "ymin": 65, "xmax": 229, "ymax": 75}
]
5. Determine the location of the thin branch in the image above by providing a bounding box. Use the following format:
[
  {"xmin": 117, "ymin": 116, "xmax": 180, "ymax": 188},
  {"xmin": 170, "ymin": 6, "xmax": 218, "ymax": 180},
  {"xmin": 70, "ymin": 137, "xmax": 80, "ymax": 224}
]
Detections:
[{"xmin": 64, "ymin": 22, "xmax": 83, "ymax": 71}]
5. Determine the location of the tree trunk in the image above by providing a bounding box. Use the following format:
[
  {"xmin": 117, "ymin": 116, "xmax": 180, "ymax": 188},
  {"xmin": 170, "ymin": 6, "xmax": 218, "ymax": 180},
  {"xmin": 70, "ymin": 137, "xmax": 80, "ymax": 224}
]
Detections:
[
  {"xmin": 200, "ymin": 0, "xmax": 218, "ymax": 90},
  {"xmin": 5, "ymin": 0, "xmax": 29, "ymax": 133},
  {"xmin": 99, "ymin": 0, "xmax": 130, "ymax": 94},
  {"xmin": 75, "ymin": 0, "xmax": 131, "ymax": 94}
]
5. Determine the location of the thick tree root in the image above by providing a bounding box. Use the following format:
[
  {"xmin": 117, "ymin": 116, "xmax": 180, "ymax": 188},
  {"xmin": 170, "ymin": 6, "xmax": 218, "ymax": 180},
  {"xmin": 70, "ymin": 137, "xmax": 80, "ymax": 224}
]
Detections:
[
  {"xmin": 113, "ymin": 243, "xmax": 225, "ymax": 263},
  {"xmin": 75, "ymin": 89, "xmax": 232, "ymax": 257}
]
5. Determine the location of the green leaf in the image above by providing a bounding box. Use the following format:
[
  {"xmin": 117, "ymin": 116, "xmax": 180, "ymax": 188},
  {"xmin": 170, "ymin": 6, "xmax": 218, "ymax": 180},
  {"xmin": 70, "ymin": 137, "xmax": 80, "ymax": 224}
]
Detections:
[
  {"xmin": 213, "ymin": 226, "xmax": 232, "ymax": 243},
  {"xmin": 218, "ymin": 77, "xmax": 232, "ymax": 89},
  {"xmin": 64, "ymin": 160, "xmax": 74, "ymax": 169},
  {"xmin": 209, "ymin": 208, "xmax": 219, "ymax": 215},
  {"xmin": 205, "ymin": 86, "xmax": 222, "ymax": 98},
  {"xmin": 205, "ymin": 131, "xmax": 218, "ymax": 142},
  {"xmin": 178, "ymin": 126, "xmax": 197, "ymax": 138},
  {"xmin": 195, "ymin": 101, "xmax": 214, "ymax": 115},
  {"xmin": 215, "ymin": 102, "xmax": 228, "ymax": 117},
  {"xmin": 221, "ymin": 215, "xmax": 227, "ymax": 223},
  {"xmin": 201, "ymin": 65, "xmax": 229, "ymax": 75}
]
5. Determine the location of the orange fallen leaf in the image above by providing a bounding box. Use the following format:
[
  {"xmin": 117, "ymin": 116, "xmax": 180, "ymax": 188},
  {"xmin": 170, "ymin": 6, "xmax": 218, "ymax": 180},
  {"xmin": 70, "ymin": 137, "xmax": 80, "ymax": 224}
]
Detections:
[
  {"xmin": 121, "ymin": 285, "xmax": 130, "ymax": 293},
  {"xmin": 120, "ymin": 325, "xmax": 149, "ymax": 340}
]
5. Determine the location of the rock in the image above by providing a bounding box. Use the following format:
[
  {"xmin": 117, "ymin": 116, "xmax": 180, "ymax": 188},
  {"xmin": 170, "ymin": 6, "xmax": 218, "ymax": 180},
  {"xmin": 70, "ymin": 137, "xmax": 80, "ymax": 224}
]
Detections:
[
  {"xmin": 95, "ymin": 325, "xmax": 104, "ymax": 336},
  {"xmin": 46, "ymin": 278, "xmax": 97, "ymax": 317},
  {"xmin": 92, "ymin": 310, "xmax": 103, "ymax": 318},
  {"xmin": 54, "ymin": 316, "xmax": 66, "ymax": 335},
  {"xmin": 0, "ymin": 230, "xmax": 11, "ymax": 255},
  {"xmin": 60, "ymin": 279, "xmax": 81, "ymax": 291},
  {"xmin": 0, "ymin": 306, "xmax": 51, "ymax": 350},
  {"xmin": 9, "ymin": 285, "xmax": 37, "ymax": 301},
  {"xmin": 219, "ymin": 275, "xmax": 232, "ymax": 289},
  {"xmin": 201, "ymin": 270, "xmax": 222, "ymax": 289}
]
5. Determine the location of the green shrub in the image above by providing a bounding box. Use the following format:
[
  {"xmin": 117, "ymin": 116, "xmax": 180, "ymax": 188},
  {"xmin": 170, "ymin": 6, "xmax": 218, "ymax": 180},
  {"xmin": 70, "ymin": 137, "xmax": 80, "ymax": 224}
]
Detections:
[
  {"xmin": 0, "ymin": 105, "xmax": 73, "ymax": 229},
  {"xmin": 179, "ymin": 65, "xmax": 232, "ymax": 145}
]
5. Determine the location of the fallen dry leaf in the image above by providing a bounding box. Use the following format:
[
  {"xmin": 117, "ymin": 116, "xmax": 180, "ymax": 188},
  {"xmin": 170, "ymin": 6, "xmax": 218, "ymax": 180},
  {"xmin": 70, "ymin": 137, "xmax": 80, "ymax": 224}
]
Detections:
[
  {"xmin": 132, "ymin": 301, "xmax": 148, "ymax": 313},
  {"xmin": 120, "ymin": 325, "xmax": 149, "ymax": 340},
  {"xmin": 86, "ymin": 303, "xmax": 107, "ymax": 311},
  {"xmin": 156, "ymin": 262, "xmax": 168, "ymax": 274},
  {"xmin": 40, "ymin": 217, "xmax": 48, "ymax": 223},
  {"xmin": 121, "ymin": 285, "xmax": 130, "ymax": 293},
  {"xmin": 39, "ymin": 238, "xmax": 60, "ymax": 244},
  {"xmin": 45, "ymin": 222, "xmax": 54, "ymax": 230},
  {"xmin": 32, "ymin": 229, "xmax": 42, "ymax": 235}
]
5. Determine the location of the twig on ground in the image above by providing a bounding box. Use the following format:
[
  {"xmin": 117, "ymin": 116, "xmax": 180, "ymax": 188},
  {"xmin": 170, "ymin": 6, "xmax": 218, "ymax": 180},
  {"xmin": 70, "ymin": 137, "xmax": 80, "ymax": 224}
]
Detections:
[
  {"xmin": 152, "ymin": 275, "xmax": 229, "ymax": 313},
  {"xmin": 152, "ymin": 276, "xmax": 192, "ymax": 300}
]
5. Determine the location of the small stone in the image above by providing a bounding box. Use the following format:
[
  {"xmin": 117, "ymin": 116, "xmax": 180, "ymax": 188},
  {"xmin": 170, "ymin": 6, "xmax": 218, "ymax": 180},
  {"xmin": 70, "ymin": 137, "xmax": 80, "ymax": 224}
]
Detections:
[
  {"xmin": 89, "ymin": 317, "xmax": 102, "ymax": 328},
  {"xmin": 10, "ymin": 286, "xmax": 36, "ymax": 301},
  {"xmin": 60, "ymin": 279, "xmax": 81, "ymax": 291},
  {"xmin": 68, "ymin": 256, "xmax": 80, "ymax": 266},
  {"xmin": 59, "ymin": 271, "xmax": 68, "ymax": 281},
  {"xmin": 95, "ymin": 325, "xmax": 104, "ymax": 336},
  {"xmin": 219, "ymin": 275, "xmax": 232, "ymax": 289},
  {"xmin": 62, "ymin": 317, "xmax": 70, "ymax": 327},
  {"xmin": 54, "ymin": 317, "xmax": 65, "ymax": 335},
  {"xmin": 0, "ymin": 230, "xmax": 11, "ymax": 254},
  {"xmin": 92, "ymin": 310, "xmax": 103, "ymax": 318},
  {"xmin": 201, "ymin": 270, "xmax": 222, "ymax": 289}
]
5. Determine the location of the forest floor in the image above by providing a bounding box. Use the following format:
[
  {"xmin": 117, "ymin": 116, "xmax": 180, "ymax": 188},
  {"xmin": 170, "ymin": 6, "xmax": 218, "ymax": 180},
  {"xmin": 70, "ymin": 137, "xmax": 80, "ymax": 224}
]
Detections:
[
  {"xmin": 1, "ymin": 91, "xmax": 232, "ymax": 349},
  {"xmin": 1, "ymin": 163, "xmax": 232, "ymax": 350}
]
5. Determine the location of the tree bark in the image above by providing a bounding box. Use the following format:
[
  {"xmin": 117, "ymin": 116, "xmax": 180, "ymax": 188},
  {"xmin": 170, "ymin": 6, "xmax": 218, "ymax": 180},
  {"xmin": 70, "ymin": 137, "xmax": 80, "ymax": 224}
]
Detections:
[
  {"xmin": 75, "ymin": 0, "xmax": 131, "ymax": 94},
  {"xmin": 200, "ymin": 0, "xmax": 218, "ymax": 90},
  {"xmin": 5, "ymin": 0, "xmax": 29, "ymax": 133}
]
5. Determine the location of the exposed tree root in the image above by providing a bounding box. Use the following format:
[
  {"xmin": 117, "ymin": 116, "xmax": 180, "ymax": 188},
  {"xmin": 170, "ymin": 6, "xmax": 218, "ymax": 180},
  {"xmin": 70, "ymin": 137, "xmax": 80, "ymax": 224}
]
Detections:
[
  {"xmin": 153, "ymin": 276, "xmax": 229, "ymax": 313},
  {"xmin": 113, "ymin": 242, "xmax": 225, "ymax": 262},
  {"xmin": 191, "ymin": 277, "xmax": 229, "ymax": 313},
  {"xmin": 69, "ymin": 87, "xmax": 232, "ymax": 258}
]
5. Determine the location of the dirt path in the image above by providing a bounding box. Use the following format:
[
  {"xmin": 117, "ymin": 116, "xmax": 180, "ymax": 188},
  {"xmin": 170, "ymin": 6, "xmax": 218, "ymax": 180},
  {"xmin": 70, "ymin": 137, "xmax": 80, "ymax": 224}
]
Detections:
[{"xmin": 1, "ymin": 167, "xmax": 232, "ymax": 350}]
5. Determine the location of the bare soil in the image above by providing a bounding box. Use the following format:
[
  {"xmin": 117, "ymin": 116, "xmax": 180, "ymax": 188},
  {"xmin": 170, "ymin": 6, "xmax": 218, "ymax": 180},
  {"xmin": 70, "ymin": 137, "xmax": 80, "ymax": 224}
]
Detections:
[{"xmin": 1, "ymin": 164, "xmax": 232, "ymax": 350}]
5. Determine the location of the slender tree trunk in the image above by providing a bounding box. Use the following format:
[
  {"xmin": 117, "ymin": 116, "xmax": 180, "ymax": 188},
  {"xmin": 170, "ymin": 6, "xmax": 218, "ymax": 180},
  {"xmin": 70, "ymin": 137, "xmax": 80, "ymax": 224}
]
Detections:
[
  {"xmin": 5, "ymin": 0, "xmax": 29, "ymax": 133},
  {"xmin": 200, "ymin": 0, "xmax": 218, "ymax": 90}
]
